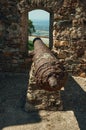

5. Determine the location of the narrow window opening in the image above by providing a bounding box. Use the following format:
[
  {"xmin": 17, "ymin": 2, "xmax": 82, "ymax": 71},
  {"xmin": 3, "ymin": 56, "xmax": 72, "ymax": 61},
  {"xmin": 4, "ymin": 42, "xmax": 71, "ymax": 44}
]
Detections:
[{"xmin": 28, "ymin": 9, "xmax": 50, "ymax": 51}]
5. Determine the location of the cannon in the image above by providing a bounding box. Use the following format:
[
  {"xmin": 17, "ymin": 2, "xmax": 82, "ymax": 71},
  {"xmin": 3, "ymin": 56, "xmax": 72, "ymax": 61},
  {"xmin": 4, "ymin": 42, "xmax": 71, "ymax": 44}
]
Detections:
[
  {"xmin": 25, "ymin": 38, "xmax": 68, "ymax": 111},
  {"xmin": 33, "ymin": 37, "xmax": 68, "ymax": 91}
]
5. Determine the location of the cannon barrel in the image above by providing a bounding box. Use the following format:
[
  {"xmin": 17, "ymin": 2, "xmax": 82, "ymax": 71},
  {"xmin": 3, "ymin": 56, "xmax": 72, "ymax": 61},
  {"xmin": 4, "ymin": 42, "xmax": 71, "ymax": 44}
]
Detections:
[{"xmin": 33, "ymin": 37, "xmax": 68, "ymax": 91}]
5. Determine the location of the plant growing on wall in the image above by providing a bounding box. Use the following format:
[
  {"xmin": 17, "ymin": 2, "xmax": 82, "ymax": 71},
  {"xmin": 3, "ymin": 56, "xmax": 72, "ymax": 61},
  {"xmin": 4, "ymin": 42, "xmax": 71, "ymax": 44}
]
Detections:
[{"xmin": 28, "ymin": 19, "xmax": 36, "ymax": 35}]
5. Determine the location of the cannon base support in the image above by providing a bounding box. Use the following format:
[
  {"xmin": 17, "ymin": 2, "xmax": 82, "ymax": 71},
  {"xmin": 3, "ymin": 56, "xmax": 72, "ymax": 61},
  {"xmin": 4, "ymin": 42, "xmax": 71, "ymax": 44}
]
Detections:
[{"xmin": 25, "ymin": 63, "xmax": 63, "ymax": 112}]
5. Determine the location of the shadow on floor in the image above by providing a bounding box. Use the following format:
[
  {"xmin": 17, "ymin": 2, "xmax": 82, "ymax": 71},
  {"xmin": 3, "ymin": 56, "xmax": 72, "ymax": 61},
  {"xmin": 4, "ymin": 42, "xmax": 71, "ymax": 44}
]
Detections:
[
  {"xmin": 0, "ymin": 73, "xmax": 41, "ymax": 130},
  {"xmin": 0, "ymin": 73, "xmax": 86, "ymax": 130},
  {"xmin": 61, "ymin": 76, "xmax": 86, "ymax": 130}
]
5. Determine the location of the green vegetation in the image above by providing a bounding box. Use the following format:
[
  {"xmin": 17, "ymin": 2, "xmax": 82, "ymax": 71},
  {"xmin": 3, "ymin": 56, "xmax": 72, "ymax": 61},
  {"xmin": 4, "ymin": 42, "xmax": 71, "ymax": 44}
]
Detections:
[
  {"xmin": 28, "ymin": 19, "xmax": 35, "ymax": 50},
  {"xmin": 28, "ymin": 19, "xmax": 36, "ymax": 35},
  {"xmin": 28, "ymin": 40, "xmax": 34, "ymax": 50}
]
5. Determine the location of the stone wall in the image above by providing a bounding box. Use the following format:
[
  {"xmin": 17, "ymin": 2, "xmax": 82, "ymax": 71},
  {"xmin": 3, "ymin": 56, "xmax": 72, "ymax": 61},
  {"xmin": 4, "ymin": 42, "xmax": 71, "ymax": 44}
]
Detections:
[
  {"xmin": 0, "ymin": 0, "xmax": 62, "ymax": 72},
  {"xmin": 0, "ymin": 0, "xmax": 25, "ymax": 72},
  {"xmin": 52, "ymin": 0, "xmax": 86, "ymax": 77},
  {"xmin": 0, "ymin": 0, "xmax": 86, "ymax": 76}
]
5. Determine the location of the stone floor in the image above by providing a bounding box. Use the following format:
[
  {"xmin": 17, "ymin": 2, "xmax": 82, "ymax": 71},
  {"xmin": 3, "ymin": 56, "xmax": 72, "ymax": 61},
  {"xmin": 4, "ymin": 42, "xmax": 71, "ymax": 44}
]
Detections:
[{"xmin": 0, "ymin": 73, "xmax": 86, "ymax": 130}]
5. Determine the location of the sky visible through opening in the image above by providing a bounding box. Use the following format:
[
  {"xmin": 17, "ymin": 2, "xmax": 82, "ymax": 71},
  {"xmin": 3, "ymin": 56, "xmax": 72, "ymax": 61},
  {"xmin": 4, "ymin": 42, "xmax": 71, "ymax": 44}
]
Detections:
[
  {"xmin": 28, "ymin": 9, "xmax": 50, "ymax": 39},
  {"xmin": 29, "ymin": 9, "xmax": 49, "ymax": 21}
]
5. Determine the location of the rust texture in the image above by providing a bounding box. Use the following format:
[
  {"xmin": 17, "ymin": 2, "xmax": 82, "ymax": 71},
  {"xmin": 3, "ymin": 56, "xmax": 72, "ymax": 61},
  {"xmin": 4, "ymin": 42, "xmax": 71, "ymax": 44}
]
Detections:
[{"xmin": 33, "ymin": 38, "xmax": 68, "ymax": 91}]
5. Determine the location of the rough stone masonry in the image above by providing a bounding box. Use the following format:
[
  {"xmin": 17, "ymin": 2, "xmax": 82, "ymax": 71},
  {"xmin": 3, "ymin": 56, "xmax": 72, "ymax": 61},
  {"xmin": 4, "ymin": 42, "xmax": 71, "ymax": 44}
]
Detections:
[{"xmin": 0, "ymin": 0, "xmax": 86, "ymax": 77}]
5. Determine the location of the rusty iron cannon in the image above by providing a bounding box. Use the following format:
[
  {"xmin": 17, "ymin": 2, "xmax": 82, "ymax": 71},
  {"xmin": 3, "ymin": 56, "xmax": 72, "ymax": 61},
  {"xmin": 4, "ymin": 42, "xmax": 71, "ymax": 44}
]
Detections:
[
  {"xmin": 25, "ymin": 37, "xmax": 68, "ymax": 111},
  {"xmin": 33, "ymin": 37, "xmax": 68, "ymax": 91}
]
